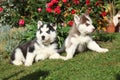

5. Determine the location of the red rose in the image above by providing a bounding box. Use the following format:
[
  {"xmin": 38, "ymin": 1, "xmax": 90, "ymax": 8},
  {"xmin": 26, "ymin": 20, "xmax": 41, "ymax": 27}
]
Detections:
[
  {"xmin": 46, "ymin": 7, "xmax": 52, "ymax": 13},
  {"xmin": 101, "ymin": 11, "xmax": 107, "ymax": 16},
  {"xmin": 71, "ymin": 9, "xmax": 76, "ymax": 14},
  {"xmin": 86, "ymin": 0, "xmax": 90, "ymax": 5},
  {"xmin": 51, "ymin": 0, "xmax": 58, "ymax": 4},
  {"xmin": 73, "ymin": 0, "xmax": 80, "ymax": 5},
  {"xmin": 95, "ymin": 1, "xmax": 99, "ymax": 5},
  {"xmin": 68, "ymin": 21, "xmax": 74, "ymax": 26},
  {"xmin": 54, "ymin": 6, "xmax": 61, "ymax": 14},
  {"xmin": 86, "ymin": 7, "xmax": 92, "ymax": 14},
  {"xmin": 0, "ymin": 7, "xmax": 3, "ymax": 12},
  {"xmin": 37, "ymin": 8, "xmax": 42, "ymax": 12},
  {"xmin": 47, "ymin": 2, "xmax": 54, "ymax": 7},
  {"xmin": 19, "ymin": 19, "xmax": 25, "ymax": 26},
  {"xmin": 62, "ymin": 0, "xmax": 67, "ymax": 3}
]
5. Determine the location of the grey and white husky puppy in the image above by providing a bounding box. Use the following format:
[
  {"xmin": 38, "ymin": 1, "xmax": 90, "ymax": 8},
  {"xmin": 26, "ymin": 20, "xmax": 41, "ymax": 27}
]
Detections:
[
  {"xmin": 58, "ymin": 14, "xmax": 109, "ymax": 60},
  {"xmin": 11, "ymin": 21, "xmax": 65, "ymax": 66}
]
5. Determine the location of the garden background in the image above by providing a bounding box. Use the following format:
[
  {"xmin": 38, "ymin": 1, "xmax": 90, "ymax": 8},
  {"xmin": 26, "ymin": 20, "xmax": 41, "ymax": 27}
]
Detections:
[{"xmin": 0, "ymin": 0, "xmax": 120, "ymax": 80}]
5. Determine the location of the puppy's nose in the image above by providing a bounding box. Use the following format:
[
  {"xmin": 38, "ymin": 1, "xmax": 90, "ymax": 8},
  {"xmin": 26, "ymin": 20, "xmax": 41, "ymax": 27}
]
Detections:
[
  {"xmin": 92, "ymin": 28, "xmax": 95, "ymax": 32},
  {"xmin": 42, "ymin": 36, "xmax": 45, "ymax": 40}
]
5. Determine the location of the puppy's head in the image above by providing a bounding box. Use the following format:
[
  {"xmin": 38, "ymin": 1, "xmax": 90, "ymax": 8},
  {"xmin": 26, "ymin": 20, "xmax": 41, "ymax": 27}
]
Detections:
[
  {"xmin": 36, "ymin": 21, "xmax": 57, "ymax": 44},
  {"xmin": 74, "ymin": 14, "xmax": 95, "ymax": 35}
]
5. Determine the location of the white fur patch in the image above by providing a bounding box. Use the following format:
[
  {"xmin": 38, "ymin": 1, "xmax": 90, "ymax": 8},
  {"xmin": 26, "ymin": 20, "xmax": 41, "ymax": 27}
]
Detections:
[
  {"xmin": 113, "ymin": 13, "xmax": 120, "ymax": 26},
  {"xmin": 11, "ymin": 48, "xmax": 25, "ymax": 65}
]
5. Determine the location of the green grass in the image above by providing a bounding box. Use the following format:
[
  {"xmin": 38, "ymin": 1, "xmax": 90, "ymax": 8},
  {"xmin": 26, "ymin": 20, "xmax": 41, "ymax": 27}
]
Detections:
[{"xmin": 0, "ymin": 33, "xmax": 120, "ymax": 80}]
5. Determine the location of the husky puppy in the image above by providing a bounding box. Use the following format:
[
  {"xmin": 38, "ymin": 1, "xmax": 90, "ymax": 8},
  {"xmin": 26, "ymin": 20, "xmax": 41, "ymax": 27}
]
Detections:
[
  {"xmin": 11, "ymin": 21, "xmax": 65, "ymax": 66},
  {"xmin": 58, "ymin": 14, "xmax": 109, "ymax": 60}
]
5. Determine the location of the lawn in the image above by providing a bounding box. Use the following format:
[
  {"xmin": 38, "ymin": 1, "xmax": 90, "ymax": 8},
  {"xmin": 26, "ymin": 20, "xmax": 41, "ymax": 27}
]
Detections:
[{"xmin": 0, "ymin": 33, "xmax": 120, "ymax": 80}]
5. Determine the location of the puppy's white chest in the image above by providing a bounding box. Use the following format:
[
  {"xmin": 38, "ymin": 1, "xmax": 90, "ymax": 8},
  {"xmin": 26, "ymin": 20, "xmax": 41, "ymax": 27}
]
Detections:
[
  {"xmin": 71, "ymin": 35, "xmax": 91, "ymax": 45},
  {"xmin": 78, "ymin": 36, "xmax": 91, "ymax": 44}
]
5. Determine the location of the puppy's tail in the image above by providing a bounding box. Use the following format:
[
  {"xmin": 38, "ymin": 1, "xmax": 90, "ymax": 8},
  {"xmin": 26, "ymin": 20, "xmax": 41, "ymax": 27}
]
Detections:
[
  {"xmin": 10, "ymin": 50, "xmax": 15, "ymax": 64},
  {"xmin": 57, "ymin": 43, "xmax": 65, "ymax": 53}
]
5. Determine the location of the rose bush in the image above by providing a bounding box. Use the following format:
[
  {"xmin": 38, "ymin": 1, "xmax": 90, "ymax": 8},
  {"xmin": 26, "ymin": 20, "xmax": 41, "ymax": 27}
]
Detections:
[{"xmin": 0, "ymin": 0, "xmax": 120, "ymax": 47}]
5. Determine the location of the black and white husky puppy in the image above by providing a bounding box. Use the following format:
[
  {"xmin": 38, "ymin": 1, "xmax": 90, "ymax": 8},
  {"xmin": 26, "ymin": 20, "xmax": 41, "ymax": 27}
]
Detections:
[
  {"xmin": 11, "ymin": 21, "xmax": 65, "ymax": 66},
  {"xmin": 58, "ymin": 14, "xmax": 109, "ymax": 60}
]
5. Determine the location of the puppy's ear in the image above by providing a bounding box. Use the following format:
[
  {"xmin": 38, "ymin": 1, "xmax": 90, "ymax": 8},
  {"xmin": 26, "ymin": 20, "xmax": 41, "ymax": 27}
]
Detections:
[
  {"xmin": 37, "ymin": 21, "xmax": 43, "ymax": 29},
  {"xmin": 84, "ymin": 11, "xmax": 89, "ymax": 16},
  {"xmin": 74, "ymin": 14, "xmax": 80, "ymax": 25},
  {"xmin": 50, "ymin": 23, "xmax": 57, "ymax": 30}
]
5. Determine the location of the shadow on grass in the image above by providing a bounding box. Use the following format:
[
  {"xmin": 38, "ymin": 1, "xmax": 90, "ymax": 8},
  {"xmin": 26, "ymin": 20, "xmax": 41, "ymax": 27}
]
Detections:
[
  {"xmin": 20, "ymin": 70, "xmax": 49, "ymax": 80},
  {"xmin": 116, "ymin": 74, "xmax": 120, "ymax": 80},
  {"xmin": 2, "ymin": 70, "xmax": 49, "ymax": 80},
  {"xmin": 3, "ymin": 70, "xmax": 24, "ymax": 80}
]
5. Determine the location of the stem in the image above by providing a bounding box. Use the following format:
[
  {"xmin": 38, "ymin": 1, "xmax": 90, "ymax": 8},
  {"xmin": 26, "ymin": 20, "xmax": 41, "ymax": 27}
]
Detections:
[
  {"xmin": 112, "ymin": 0, "xmax": 115, "ymax": 16},
  {"xmin": 109, "ymin": 0, "xmax": 113, "ymax": 21}
]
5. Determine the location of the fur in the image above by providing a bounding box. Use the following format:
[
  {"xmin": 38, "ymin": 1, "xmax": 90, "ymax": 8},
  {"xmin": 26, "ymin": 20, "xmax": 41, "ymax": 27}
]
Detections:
[
  {"xmin": 11, "ymin": 21, "xmax": 65, "ymax": 66},
  {"xmin": 113, "ymin": 12, "xmax": 120, "ymax": 32},
  {"xmin": 58, "ymin": 14, "xmax": 109, "ymax": 60}
]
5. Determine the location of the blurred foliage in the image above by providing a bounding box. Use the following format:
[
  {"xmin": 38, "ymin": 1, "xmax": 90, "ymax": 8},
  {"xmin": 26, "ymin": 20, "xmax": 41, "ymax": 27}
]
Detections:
[{"xmin": 0, "ymin": 25, "xmax": 26, "ymax": 55}]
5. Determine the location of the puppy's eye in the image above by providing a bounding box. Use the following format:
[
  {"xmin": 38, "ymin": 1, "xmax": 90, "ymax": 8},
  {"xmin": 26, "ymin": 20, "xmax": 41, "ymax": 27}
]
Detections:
[
  {"xmin": 40, "ymin": 31, "xmax": 42, "ymax": 33},
  {"xmin": 86, "ymin": 23, "xmax": 90, "ymax": 26},
  {"xmin": 118, "ymin": 17, "xmax": 120, "ymax": 19},
  {"xmin": 46, "ymin": 30, "xmax": 50, "ymax": 34}
]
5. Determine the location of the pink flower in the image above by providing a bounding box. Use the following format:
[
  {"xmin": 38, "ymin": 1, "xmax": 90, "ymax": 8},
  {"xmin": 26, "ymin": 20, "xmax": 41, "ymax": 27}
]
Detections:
[
  {"xmin": 46, "ymin": 7, "xmax": 52, "ymax": 13},
  {"xmin": 62, "ymin": 0, "xmax": 67, "ymax": 3},
  {"xmin": 86, "ymin": 0, "xmax": 90, "ymax": 5},
  {"xmin": 71, "ymin": 9, "xmax": 76, "ymax": 14},
  {"xmin": 19, "ymin": 19, "xmax": 25, "ymax": 26},
  {"xmin": 0, "ymin": 7, "xmax": 3, "ymax": 12},
  {"xmin": 88, "ymin": 7, "xmax": 92, "ymax": 11},
  {"xmin": 54, "ymin": 6, "xmax": 61, "ymax": 14},
  {"xmin": 68, "ymin": 21, "xmax": 74, "ymax": 26},
  {"xmin": 37, "ymin": 8, "xmax": 42, "ymax": 12}
]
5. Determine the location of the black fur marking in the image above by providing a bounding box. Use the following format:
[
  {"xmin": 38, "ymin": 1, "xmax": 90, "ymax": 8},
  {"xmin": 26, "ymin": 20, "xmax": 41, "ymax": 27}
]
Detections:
[
  {"xmin": 11, "ymin": 39, "xmax": 37, "ymax": 59},
  {"xmin": 20, "ymin": 39, "xmax": 36, "ymax": 58},
  {"xmin": 40, "ymin": 31, "xmax": 42, "ymax": 34},
  {"xmin": 35, "ymin": 40, "xmax": 41, "ymax": 46},
  {"xmin": 29, "ymin": 45, "xmax": 35, "ymax": 52},
  {"xmin": 47, "ymin": 23, "xmax": 55, "ymax": 32},
  {"xmin": 38, "ymin": 23, "xmax": 55, "ymax": 34},
  {"xmin": 11, "ymin": 49, "xmax": 16, "ymax": 61},
  {"xmin": 46, "ymin": 30, "xmax": 50, "ymax": 34},
  {"xmin": 39, "ymin": 25, "xmax": 43, "ymax": 34},
  {"xmin": 85, "ymin": 23, "xmax": 90, "ymax": 26},
  {"xmin": 38, "ymin": 24, "xmax": 43, "ymax": 30}
]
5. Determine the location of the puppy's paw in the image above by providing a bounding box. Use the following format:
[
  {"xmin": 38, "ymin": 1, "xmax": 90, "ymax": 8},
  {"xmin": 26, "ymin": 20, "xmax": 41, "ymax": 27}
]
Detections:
[
  {"xmin": 49, "ymin": 53, "xmax": 66, "ymax": 60},
  {"xmin": 63, "ymin": 57, "xmax": 73, "ymax": 60},
  {"xmin": 12, "ymin": 60, "xmax": 23, "ymax": 65},
  {"xmin": 24, "ymin": 62, "xmax": 32, "ymax": 66},
  {"xmin": 97, "ymin": 48, "xmax": 109, "ymax": 53},
  {"xmin": 59, "ymin": 56, "xmax": 66, "ymax": 60}
]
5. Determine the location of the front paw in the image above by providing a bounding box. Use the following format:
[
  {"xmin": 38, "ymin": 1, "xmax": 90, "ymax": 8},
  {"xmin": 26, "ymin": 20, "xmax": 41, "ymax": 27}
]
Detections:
[
  {"xmin": 63, "ymin": 57, "xmax": 73, "ymax": 60},
  {"xmin": 24, "ymin": 62, "xmax": 32, "ymax": 66},
  {"xmin": 97, "ymin": 48, "xmax": 109, "ymax": 53}
]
